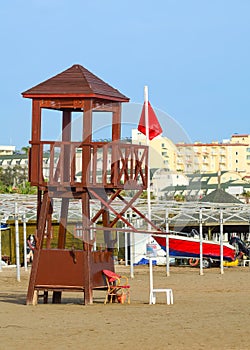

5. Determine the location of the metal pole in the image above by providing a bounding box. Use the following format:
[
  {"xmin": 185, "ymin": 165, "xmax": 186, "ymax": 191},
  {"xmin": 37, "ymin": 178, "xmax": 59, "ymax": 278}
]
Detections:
[
  {"xmin": 149, "ymin": 257, "xmax": 154, "ymax": 304},
  {"xmin": 93, "ymin": 222, "xmax": 97, "ymax": 251},
  {"xmin": 117, "ymin": 230, "xmax": 120, "ymax": 255},
  {"xmin": 144, "ymin": 86, "xmax": 152, "ymax": 233},
  {"xmin": 130, "ymin": 231, "xmax": 134, "ymax": 279},
  {"xmin": 199, "ymin": 208, "xmax": 203, "ymax": 276},
  {"xmin": 220, "ymin": 209, "xmax": 224, "ymax": 275},
  {"xmin": 129, "ymin": 210, "xmax": 134, "ymax": 278},
  {"xmin": 23, "ymin": 213, "xmax": 28, "ymax": 271},
  {"xmin": 165, "ymin": 209, "xmax": 170, "ymax": 276},
  {"xmin": 15, "ymin": 202, "xmax": 21, "ymax": 282},
  {"xmin": 125, "ymin": 229, "xmax": 128, "ymax": 266},
  {"xmin": 89, "ymin": 206, "xmax": 96, "ymax": 251}
]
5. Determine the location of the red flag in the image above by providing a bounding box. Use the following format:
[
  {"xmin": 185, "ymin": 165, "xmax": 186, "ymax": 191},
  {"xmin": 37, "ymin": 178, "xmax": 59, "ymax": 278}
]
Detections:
[{"xmin": 138, "ymin": 101, "xmax": 162, "ymax": 140}]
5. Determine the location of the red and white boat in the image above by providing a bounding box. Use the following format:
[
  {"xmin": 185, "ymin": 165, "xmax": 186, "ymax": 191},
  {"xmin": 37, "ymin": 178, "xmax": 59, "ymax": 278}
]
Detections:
[{"xmin": 153, "ymin": 234, "xmax": 236, "ymax": 262}]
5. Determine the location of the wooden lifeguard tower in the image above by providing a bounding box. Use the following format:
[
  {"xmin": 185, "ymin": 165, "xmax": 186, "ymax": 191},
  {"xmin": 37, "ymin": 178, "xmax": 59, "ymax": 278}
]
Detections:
[{"xmin": 22, "ymin": 64, "xmax": 152, "ymax": 305}]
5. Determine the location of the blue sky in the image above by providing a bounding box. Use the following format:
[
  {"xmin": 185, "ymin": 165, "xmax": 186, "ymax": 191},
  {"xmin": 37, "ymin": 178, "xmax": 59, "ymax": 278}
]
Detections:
[{"xmin": 1, "ymin": 0, "xmax": 249, "ymax": 149}]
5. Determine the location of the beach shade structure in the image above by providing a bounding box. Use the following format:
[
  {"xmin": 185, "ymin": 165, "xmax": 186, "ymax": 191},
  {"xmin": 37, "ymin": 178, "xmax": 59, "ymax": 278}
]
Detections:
[
  {"xmin": 200, "ymin": 188, "xmax": 242, "ymax": 274},
  {"xmin": 200, "ymin": 188, "xmax": 242, "ymax": 204},
  {"xmin": 103, "ymin": 269, "xmax": 130, "ymax": 304},
  {"xmin": 22, "ymin": 64, "xmax": 159, "ymax": 305}
]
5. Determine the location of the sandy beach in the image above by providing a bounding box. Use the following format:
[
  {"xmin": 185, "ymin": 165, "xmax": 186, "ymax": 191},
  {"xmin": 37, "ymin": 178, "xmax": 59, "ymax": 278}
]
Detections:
[{"xmin": 0, "ymin": 264, "xmax": 250, "ymax": 350}]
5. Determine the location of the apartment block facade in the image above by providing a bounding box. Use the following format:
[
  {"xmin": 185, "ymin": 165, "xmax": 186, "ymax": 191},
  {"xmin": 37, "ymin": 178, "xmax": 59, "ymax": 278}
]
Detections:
[
  {"xmin": 176, "ymin": 134, "xmax": 250, "ymax": 176},
  {"xmin": 131, "ymin": 129, "xmax": 178, "ymax": 171},
  {"xmin": 132, "ymin": 131, "xmax": 250, "ymax": 177},
  {"xmin": 0, "ymin": 146, "xmax": 15, "ymax": 156}
]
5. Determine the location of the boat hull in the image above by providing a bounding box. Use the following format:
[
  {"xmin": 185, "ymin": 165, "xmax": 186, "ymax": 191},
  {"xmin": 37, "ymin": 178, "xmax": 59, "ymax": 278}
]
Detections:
[{"xmin": 153, "ymin": 235, "xmax": 236, "ymax": 262}]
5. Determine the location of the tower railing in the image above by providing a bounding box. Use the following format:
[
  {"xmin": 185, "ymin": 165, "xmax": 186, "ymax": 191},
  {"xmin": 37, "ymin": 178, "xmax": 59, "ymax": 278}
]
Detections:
[{"xmin": 29, "ymin": 141, "xmax": 148, "ymax": 190}]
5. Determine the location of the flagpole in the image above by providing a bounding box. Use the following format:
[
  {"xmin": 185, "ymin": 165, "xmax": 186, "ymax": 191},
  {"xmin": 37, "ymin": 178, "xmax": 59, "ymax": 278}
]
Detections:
[{"xmin": 144, "ymin": 86, "xmax": 152, "ymax": 231}]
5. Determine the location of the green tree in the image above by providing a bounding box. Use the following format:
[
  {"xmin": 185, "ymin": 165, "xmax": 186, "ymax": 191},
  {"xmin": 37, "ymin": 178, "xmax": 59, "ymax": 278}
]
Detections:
[
  {"xmin": 0, "ymin": 165, "xmax": 35, "ymax": 194},
  {"xmin": 174, "ymin": 194, "xmax": 185, "ymax": 202},
  {"xmin": 242, "ymin": 191, "xmax": 250, "ymax": 204},
  {"xmin": 21, "ymin": 146, "xmax": 30, "ymax": 154},
  {"xmin": 139, "ymin": 190, "xmax": 155, "ymax": 200}
]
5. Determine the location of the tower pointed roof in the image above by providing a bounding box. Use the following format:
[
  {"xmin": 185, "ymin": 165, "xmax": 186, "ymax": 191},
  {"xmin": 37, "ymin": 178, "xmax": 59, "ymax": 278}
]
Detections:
[{"xmin": 22, "ymin": 64, "xmax": 129, "ymax": 102}]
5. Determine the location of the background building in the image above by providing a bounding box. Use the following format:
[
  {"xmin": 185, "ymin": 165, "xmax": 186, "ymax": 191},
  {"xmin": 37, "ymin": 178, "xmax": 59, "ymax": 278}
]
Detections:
[
  {"xmin": 176, "ymin": 134, "xmax": 250, "ymax": 176},
  {"xmin": 132, "ymin": 131, "xmax": 250, "ymax": 178},
  {"xmin": 131, "ymin": 129, "xmax": 177, "ymax": 171},
  {"xmin": 0, "ymin": 146, "xmax": 15, "ymax": 155}
]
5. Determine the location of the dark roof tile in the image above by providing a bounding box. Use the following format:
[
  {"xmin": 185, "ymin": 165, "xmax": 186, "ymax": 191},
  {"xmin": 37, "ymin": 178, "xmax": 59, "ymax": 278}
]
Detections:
[{"xmin": 200, "ymin": 189, "xmax": 242, "ymax": 204}]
